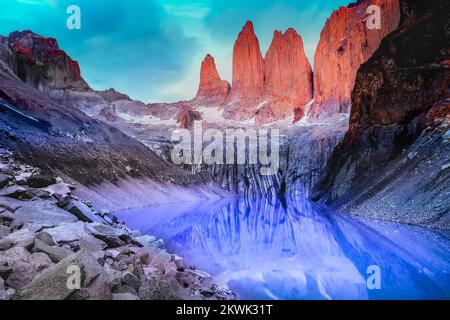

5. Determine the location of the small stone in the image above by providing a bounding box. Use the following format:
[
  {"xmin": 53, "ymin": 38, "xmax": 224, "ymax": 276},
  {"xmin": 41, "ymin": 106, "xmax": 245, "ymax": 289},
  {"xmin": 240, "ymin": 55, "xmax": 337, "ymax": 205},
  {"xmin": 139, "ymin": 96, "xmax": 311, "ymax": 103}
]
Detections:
[
  {"xmin": 121, "ymin": 271, "xmax": 142, "ymax": 291},
  {"xmin": 35, "ymin": 231, "xmax": 56, "ymax": 246},
  {"xmin": 0, "ymin": 228, "xmax": 35, "ymax": 251},
  {"xmin": 113, "ymin": 260, "xmax": 128, "ymax": 271},
  {"xmin": 6, "ymin": 288, "xmax": 15, "ymax": 300},
  {"xmin": 112, "ymin": 292, "xmax": 140, "ymax": 300},
  {"xmin": 150, "ymin": 250, "xmax": 172, "ymax": 271},
  {"xmin": 0, "ymin": 277, "xmax": 6, "ymax": 301},
  {"xmin": 135, "ymin": 235, "xmax": 156, "ymax": 247},
  {"xmin": 138, "ymin": 277, "xmax": 196, "ymax": 300},
  {"xmin": 0, "ymin": 173, "xmax": 12, "ymax": 188},
  {"xmin": 27, "ymin": 174, "xmax": 56, "ymax": 188},
  {"xmin": 64, "ymin": 200, "xmax": 103, "ymax": 223},
  {"xmin": 173, "ymin": 255, "xmax": 184, "ymax": 270},
  {"xmin": 0, "ymin": 225, "xmax": 11, "ymax": 238},
  {"xmin": 105, "ymin": 249, "xmax": 120, "ymax": 259},
  {"xmin": 0, "ymin": 185, "xmax": 32, "ymax": 200},
  {"xmin": 131, "ymin": 230, "xmax": 142, "ymax": 237},
  {"xmin": 32, "ymin": 239, "xmax": 73, "ymax": 263},
  {"xmin": 164, "ymin": 262, "xmax": 178, "ymax": 277},
  {"xmin": 143, "ymin": 266, "xmax": 159, "ymax": 279},
  {"xmin": 14, "ymin": 172, "xmax": 32, "ymax": 185}
]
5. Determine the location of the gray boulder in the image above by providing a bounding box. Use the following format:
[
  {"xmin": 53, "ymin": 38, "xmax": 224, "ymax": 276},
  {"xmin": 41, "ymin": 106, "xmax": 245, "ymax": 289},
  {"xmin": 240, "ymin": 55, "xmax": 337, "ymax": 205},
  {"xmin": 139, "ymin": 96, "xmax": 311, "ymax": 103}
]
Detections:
[
  {"xmin": 0, "ymin": 246, "xmax": 53, "ymax": 290},
  {"xmin": 13, "ymin": 201, "xmax": 77, "ymax": 225},
  {"xmin": 0, "ymin": 277, "xmax": 6, "ymax": 300},
  {"xmin": 35, "ymin": 231, "xmax": 56, "ymax": 246},
  {"xmin": 112, "ymin": 292, "xmax": 139, "ymax": 300},
  {"xmin": 0, "ymin": 228, "xmax": 35, "ymax": 251},
  {"xmin": 138, "ymin": 276, "xmax": 197, "ymax": 300},
  {"xmin": 0, "ymin": 225, "xmax": 10, "ymax": 238},
  {"xmin": 121, "ymin": 272, "xmax": 142, "ymax": 292},
  {"xmin": 32, "ymin": 239, "xmax": 73, "ymax": 263},
  {"xmin": 0, "ymin": 173, "xmax": 12, "ymax": 188},
  {"xmin": 15, "ymin": 250, "xmax": 111, "ymax": 300},
  {"xmin": 0, "ymin": 185, "xmax": 32, "ymax": 200},
  {"xmin": 45, "ymin": 222, "xmax": 88, "ymax": 243},
  {"xmin": 45, "ymin": 222, "xmax": 107, "ymax": 251},
  {"xmin": 86, "ymin": 223, "xmax": 131, "ymax": 248},
  {"xmin": 64, "ymin": 200, "xmax": 103, "ymax": 223},
  {"xmin": 27, "ymin": 174, "xmax": 56, "ymax": 188},
  {"xmin": 0, "ymin": 196, "xmax": 24, "ymax": 212}
]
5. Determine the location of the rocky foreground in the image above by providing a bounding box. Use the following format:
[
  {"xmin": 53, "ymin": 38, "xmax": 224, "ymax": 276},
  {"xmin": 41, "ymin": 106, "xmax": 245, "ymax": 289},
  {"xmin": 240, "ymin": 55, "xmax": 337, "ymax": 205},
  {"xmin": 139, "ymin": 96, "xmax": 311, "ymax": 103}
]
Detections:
[{"xmin": 0, "ymin": 148, "xmax": 234, "ymax": 300}]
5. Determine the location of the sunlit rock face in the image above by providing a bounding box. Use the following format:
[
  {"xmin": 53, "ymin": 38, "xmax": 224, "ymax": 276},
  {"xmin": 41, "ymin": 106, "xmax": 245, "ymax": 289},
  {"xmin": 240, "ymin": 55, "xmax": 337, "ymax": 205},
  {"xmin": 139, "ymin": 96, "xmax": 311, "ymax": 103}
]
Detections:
[
  {"xmin": 224, "ymin": 22, "xmax": 313, "ymax": 124},
  {"xmin": 118, "ymin": 196, "xmax": 450, "ymax": 300},
  {"xmin": 0, "ymin": 30, "xmax": 90, "ymax": 92},
  {"xmin": 230, "ymin": 21, "xmax": 265, "ymax": 101},
  {"xmin": 314, "ymin": 0, "xmax": 450, "ymax": 229},
  {"xmin": 223, "ymin": 21, "xmax": 265, "ymax": 121},
  {"xmin": 261, "ymin": 28, "xmax": 313, "ymax": 124},
  {"xmin": 308, "ymin": 0, "xmax": 400, "ymax": 122},
  {"xmin": 194, "ymin": 54, "xmax": 231, "ymax": 105}
]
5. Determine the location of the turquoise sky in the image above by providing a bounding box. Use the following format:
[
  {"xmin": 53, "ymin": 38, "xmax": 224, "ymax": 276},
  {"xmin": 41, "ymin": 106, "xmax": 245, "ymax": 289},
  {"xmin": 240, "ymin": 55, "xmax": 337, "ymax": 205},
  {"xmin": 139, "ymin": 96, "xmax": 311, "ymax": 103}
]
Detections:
[{"xmin": 0, "ymin": 0, "xmax": 352, "ymax": 103}]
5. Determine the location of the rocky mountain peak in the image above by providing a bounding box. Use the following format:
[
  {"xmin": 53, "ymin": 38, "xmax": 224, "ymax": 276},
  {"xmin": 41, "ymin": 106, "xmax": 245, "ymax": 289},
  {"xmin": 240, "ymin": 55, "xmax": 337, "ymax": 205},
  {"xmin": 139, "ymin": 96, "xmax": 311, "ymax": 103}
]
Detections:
[
  {"xmin": 0, "ymin": 30, "xmax": 89, "ymax": 92},
  {"xmin": 262, "ymin": 27, "xmax": 313, "ymax": 122},
  {"xmin": 230, "ymin": 20, "xmax": 265, "ymax": 100},
  {"xmin": 195, "ymin": 54, "xmax": 230, "ymax": 104}
]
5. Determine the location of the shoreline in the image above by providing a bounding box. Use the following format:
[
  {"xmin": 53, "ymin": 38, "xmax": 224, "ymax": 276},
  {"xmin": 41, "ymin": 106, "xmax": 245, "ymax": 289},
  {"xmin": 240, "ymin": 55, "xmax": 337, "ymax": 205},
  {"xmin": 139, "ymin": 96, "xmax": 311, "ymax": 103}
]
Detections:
[{"xmin": 0, "ymin": 148, "xmax": 235, "ymax": 300}]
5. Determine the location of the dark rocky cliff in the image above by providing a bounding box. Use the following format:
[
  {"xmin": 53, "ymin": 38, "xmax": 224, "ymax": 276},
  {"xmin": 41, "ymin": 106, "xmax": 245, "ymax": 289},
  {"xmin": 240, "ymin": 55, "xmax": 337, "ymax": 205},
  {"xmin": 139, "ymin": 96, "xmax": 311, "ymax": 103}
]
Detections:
[{"xmin": 314, "ymin": 0, "xmax": 450, "ymax": 229}]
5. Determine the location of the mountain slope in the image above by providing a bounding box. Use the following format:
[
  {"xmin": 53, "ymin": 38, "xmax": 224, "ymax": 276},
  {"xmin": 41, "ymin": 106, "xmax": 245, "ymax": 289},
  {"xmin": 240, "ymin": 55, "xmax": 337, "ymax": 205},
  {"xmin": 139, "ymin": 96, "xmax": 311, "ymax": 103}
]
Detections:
[{"xmin": 314, "ymin": 0, "xmax": 450, "ymax": 229}]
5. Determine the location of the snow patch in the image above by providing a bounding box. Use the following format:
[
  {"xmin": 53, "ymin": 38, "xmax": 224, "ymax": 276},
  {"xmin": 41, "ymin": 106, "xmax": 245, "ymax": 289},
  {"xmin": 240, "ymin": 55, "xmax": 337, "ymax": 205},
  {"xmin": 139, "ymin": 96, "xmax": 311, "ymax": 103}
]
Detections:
[
  {"xmin": 194, "ymin": 105, "xmax": 224, "ymax": 123},
  {"xmin": 117, "ymin": 112, "xmax": 177, "ymax": 126}
]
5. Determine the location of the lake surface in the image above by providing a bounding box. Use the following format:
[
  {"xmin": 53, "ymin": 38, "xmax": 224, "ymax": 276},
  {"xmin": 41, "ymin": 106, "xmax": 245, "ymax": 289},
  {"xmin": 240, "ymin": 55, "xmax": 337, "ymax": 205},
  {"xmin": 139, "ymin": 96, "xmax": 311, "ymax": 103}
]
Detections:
[{"xmin": 116, "ymin": 196, "xmax": 450, "ymax": 300}]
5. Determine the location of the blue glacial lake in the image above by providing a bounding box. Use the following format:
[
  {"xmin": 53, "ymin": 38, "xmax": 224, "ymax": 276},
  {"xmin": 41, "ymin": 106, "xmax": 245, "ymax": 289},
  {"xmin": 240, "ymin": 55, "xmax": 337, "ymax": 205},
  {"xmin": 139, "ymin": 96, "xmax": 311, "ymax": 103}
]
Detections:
[{"xmin": 116, "ymin": 196, "xmax": 450, "ymax": 300}]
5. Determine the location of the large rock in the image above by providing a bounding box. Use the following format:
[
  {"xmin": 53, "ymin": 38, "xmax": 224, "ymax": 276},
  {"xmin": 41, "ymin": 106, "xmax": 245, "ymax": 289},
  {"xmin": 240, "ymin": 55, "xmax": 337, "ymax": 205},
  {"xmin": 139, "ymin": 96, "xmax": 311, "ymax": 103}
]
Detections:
[
  {"xmin": 0, "ymin": 225, "xmax": 10, "ymax": 238},
  {"xmin": 0, "ymin": 228, "xmax": 35, "ymax": 251},
  {"xmin": 0, "ymin": 196, "xmax": 24, "ymax": 212},
  {"xmin": 45, "ymin": 222, "xmax": 107, "ymax": 251},
  {"xmin": 112, "ymin": 292, "xmax": 139, "ymax": 300},
  {"xmin": 85, "ymin": 222, "xmax": 129, "ymax": 238},
  {"xmin": 27, "ymin": 174, "xmax": 56, "ymax": 188},
  {"xmin": 41, "ymin": 222, "xmax": 88, "ymax": 243},
  {"xmin": 177, "ymin": 106, "xmax": 201, "ymax": 130},
  {"xmin": 0, "ymin": 277, "xmax": 6, "ymax": 300},
  {"xmin": 32, "ymin": 239, "xmax": 73, "ymax": 263},
  {"xmin": 0, "ymin": 246, "xmax": 53, "ymax": 290},
  {"xmin": 121, "ymin": 271, "xmax": 142, "ymax": 292},
  {"xmin": 309, "ymin": 0, "xmax": 400, "ymax": 121},
  {"xmin": 138, "ymin": 276, "xmax": 197, "ymax": 300},
  {"xmin": 0, "ymin": 173, "xmax": 12, "ymax": 188},
  {"xmin": 15, "ymin": 250, "xmax": 111, "ymax": 300},
  {"xmin": 64, "ymin": 200, "xmax": 103, "ymax": 223},
  {"xmin": 0, "ymin": 185, "xmax": 32, "ymax": 200},
  {"xmin": 13, "ymin": 201, "xmax": 77, "ymax": 225}
]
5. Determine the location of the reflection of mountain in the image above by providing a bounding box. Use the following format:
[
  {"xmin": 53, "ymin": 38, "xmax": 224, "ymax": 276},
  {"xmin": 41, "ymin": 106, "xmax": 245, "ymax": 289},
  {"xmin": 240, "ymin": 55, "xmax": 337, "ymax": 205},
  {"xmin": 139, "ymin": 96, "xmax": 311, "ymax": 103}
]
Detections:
[{"xmin": 118, "ymin": 197, "xmax": 450, "ymax": 300}]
